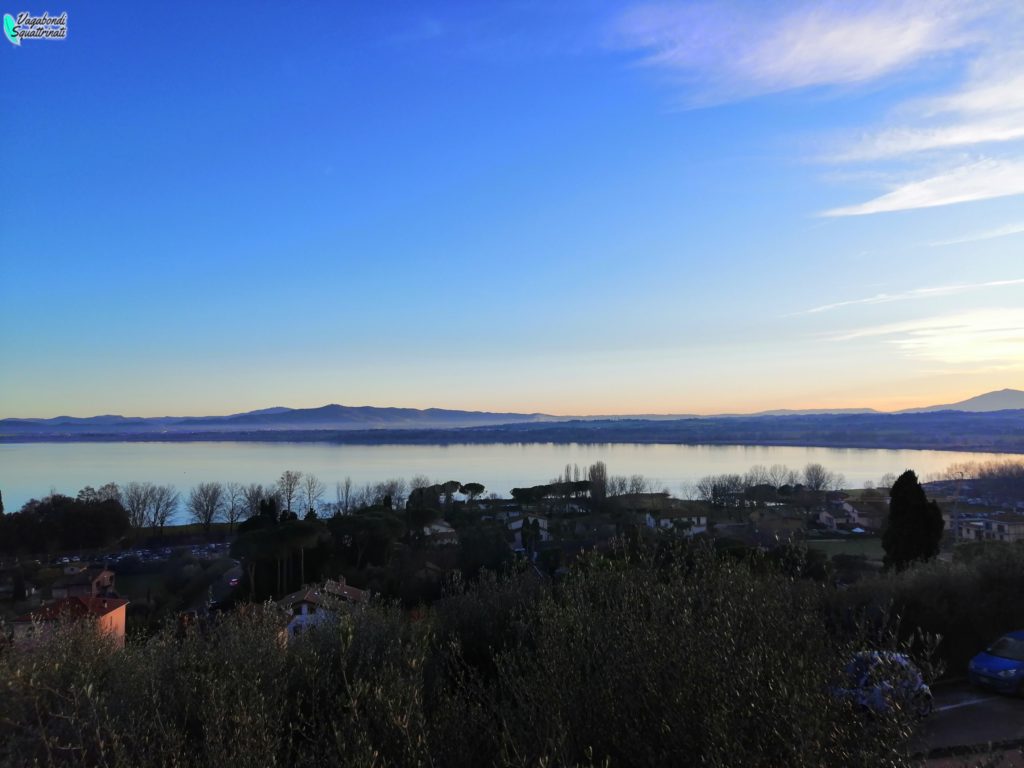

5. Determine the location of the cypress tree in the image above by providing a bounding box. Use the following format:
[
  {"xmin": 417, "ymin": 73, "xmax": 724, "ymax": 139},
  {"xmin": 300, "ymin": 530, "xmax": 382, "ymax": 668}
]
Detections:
[{"xmin": 882, "ymin": 469, "xmax": 944, "ymax": 571}]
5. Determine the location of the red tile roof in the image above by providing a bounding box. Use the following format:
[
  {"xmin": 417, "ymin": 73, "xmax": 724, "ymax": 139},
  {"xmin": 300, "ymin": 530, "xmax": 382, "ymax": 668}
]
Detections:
[
  {"xmin": 15, "ymin": 596, "xmax": 128, "ymax": 623},
  {"xmin": 324, "ymin": 579, "xmax": 368, "ymax": 603}
]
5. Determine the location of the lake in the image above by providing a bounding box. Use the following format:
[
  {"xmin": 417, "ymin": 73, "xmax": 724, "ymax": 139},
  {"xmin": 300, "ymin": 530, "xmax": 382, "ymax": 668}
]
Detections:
[{"xmin": 2, "ymin": 441, "xmax": 1020, "ymax": 523}]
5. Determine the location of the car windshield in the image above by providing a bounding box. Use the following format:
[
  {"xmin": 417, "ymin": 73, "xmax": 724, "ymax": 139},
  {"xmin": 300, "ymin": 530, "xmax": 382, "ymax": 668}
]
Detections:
[{"xmin": 987, "ymin": 636, "xmax": 1024, "ymax": 661}]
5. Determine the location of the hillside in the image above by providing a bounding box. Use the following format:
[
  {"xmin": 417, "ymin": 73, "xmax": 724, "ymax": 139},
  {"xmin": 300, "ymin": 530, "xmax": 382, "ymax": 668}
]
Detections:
[{"xmin": 899, "ymin": 388, "xmax": 1024, "ymax": 413}]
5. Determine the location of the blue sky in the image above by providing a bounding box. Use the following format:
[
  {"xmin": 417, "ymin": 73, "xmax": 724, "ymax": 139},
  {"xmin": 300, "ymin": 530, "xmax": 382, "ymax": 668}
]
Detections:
[{"xmin": 2, "ymin": 0, "xmax": 1022, "ymax": 417}]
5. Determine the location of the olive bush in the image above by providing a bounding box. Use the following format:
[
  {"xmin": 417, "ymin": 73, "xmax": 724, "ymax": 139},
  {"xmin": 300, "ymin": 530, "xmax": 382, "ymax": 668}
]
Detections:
[{"xmin": 1, "ymin": 546, "xmax": 926, "ymax": 767}]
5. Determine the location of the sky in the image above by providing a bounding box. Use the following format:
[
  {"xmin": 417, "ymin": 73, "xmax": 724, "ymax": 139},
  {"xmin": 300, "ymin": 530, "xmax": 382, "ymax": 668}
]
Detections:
[{"xmin": 2, "ymin": 0, "xmax": 1022, "ymax": 417}]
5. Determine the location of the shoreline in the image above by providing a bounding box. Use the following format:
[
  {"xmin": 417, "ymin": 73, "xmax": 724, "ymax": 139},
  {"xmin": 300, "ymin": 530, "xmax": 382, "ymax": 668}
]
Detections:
[{"xmin": 2, "ymin": 433, "xmax": 1023, "ymax": 456}]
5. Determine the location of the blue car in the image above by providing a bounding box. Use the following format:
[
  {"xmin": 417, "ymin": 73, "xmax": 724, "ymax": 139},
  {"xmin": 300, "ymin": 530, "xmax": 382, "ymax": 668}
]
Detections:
[{"xmin": 968, "ymin": 631, "xmax": 1024, "ymax": 695}]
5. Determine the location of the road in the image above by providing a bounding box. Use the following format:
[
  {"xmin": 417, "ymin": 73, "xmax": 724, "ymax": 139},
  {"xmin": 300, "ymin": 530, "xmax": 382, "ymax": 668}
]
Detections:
[{"xmin": 915, "ymin": 681, "xmax": 1024, "ymax": 760}]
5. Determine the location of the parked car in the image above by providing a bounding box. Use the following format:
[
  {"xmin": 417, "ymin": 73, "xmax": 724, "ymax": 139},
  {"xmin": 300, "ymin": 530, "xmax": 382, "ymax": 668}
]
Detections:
[
  {"xmin": 968, "ymin": 631, "xmax": 1024, "ymax": 695},
  {"xmin": 835, "ymin": 651, "xmax": 933, "ymax": 718}
]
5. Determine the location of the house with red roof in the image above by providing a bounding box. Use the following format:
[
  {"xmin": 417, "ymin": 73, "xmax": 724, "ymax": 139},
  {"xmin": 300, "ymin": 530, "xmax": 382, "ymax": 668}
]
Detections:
[
  {"xmin": 277, "ymin": 578, "xmax": 368, "ymax": 642},
  {"xmin": 12, "ymin": 596, "xmax": 129, "ymax": 648}
]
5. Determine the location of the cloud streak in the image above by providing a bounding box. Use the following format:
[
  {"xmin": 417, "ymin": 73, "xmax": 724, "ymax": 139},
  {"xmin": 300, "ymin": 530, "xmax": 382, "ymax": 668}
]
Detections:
[
  {"xmin": 612, "ymin": 1, "xmax": 1024, "ymax": 217},
  {"xmin": 611, "ymin": 1, "xmax": 980, "ymax": 103},
  {"xmin": 821, "ymin": 158, "xmax": 1024, "ymax": 216},
  {"xmin": 798, "ymin": 279, "xmax": 1024, "ymax": 315},
  {"xmin": 833, "ymin": 118, "xmax": 1024, "ymax": 162},
  {"xmin": 929, "ymin": 222, "xmax": 1024, "ymax": 247},
  {"xmin": 828, "ymin": 309, "xmax": 1024, "ymax": 366}
]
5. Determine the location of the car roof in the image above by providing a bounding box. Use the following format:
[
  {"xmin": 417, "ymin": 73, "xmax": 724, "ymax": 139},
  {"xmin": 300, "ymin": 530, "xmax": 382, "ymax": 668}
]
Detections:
[{"xmin": 1001, "ymin": 630, "xmax": 1024, "ymax": 641}]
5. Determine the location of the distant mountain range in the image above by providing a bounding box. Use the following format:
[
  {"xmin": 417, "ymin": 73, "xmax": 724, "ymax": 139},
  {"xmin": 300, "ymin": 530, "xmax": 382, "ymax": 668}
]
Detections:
[
  {"xmin": 895, "ymin": 388, "xmax": 1024, "ymax": 413},
  {"xmin": 0, "ymin": 404, "xmax": 558, "ymax": 434},
  {"xmin": 1, "ymin": 389, "xmax": 1021, "ymax": 442}
]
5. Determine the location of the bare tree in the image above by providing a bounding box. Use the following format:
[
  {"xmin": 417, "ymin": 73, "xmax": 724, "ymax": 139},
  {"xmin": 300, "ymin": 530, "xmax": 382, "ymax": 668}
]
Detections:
[
  {"xmin": 277, "ymin": 470, "xmax": 302, "ymax": 514},
  {"xmin": 147, "ymin": 485, "xmax": 180, "ymax": 536},
  {"xmin": 341, "ymin": 477, "xmax": 354, "ymax": 513},
  {"xmin": 242, "ymin": 483, "xmax": 265, "ymax": 519},
  {"xmin": 608, "ymin": 475, "xmax": 628, "ymax": 497},
  {"xmin": 695, "ymin": 476, "xmax": 715, "ymax": 503},
  {"xmin": 78, "ymin": 482, "xmax": 122, "ymax": 504},
  {"xmin": 188, "ymin": 482, "xmax": 225, "ymax": 537},
  {"xmin": 803, "ymin": 463, "xmax": 833, "ymax": 492},
  {"xmin": 394, "ymin": 478, "xmax": 410, "ymax": 509},
  {"xmin": 766, "ymin": 465, "xmax": 791, "ymax": 488},
  {"xmin": 224, "ymin": 482, "xmax": 246, "ymax": 533},
  {"xmin": 301, "ymin": 474, "xmax": 326, "ymax": 517},
  {"xmin": 335, "ymin": 479, "xmax": 354, "ymax": 516},
  {"xmin": 879, "ymin": 473, "xmax": 897, "ymax": 490},
  {"xmin": 628, "ymin": 474, "xmax": 651, "ymax": 495},
  {"xmin": 744, "ymin": 465, "xmax": 769, "ymax": 488},
  {"xmin": 122, "ymin": 481, "xmax": 155, "ymax": 528},
  {"xmin": 588, "ymin": 462, "xmax": 608, "ymax": 507},
  {"xmin": 695, "ymin": 474, "xmax": 745, "ymax": 507}
]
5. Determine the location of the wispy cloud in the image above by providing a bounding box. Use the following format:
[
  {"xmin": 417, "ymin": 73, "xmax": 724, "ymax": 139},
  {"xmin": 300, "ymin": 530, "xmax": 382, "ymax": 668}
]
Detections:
[
  {"xmin": 612, "ymin": 1, "xmax": 1024, "ymax": 217},
  {"xmin": 821, "ymin": 158, "xmax": 1024, "ymax": 216},
  {"xmin": 833, "ymin": 118, "xmax": 1024, "ymax": 162},
  {"xmin": 830, "ymin": 55, "xmax": 1024, "ymax": 161},
  {"xmin": 798, "ymin": 279, "xmax": 1024, "ymax": 314},
  {"xmin": 829, "ymin": 309, "xmax": 1024, "ymax": 366},
  {"xmin": 817, "ymin": 7, "xmax": 1024, "ymax": 214},
  {"xmin": 611, "ymin": 1, "xmax": 980, "ymax": 104},
  {"xmin": 929, "ymin": 222, "xmax": 1024, "ymax": 247}
]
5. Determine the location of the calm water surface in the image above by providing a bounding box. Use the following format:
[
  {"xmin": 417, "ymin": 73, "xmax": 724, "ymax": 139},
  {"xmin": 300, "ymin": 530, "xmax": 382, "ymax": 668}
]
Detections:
[{"xmin": 2, "ymin": 441, "xmax": 1021, "ymax": 523}]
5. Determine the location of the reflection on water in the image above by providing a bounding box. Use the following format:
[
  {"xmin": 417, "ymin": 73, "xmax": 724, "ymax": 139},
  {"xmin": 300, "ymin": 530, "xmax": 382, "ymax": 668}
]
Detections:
[{"xmin": 1, "ymin": 441, "xmax": 1019, "ymax": 523}]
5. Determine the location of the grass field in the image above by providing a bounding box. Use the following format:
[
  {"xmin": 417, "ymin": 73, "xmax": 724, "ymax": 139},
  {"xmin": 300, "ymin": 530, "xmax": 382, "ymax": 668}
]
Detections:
[{"xmin": 806, "ymin": 537, "xmax": 885, "ymax": 561}]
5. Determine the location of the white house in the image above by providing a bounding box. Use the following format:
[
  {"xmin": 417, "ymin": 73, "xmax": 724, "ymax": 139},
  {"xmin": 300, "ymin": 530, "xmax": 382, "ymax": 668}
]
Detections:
[
  {"xmin": 277, "ymin": 579, "xmax": 367, "ymax": 642},
  {"xmin": 645, "ymin": 511, "xmax": 708, "ymax": 536},
  {"xmin": 422, "ymin": 520, "xmax": 459, "ymax": 546},
  {"xmin": 507, "ymin": 514, "xmax": 551, "ymax": 547},
  {"xmin": 958, "ymin": 513, "xmax": 1024, "ymax": 544}
]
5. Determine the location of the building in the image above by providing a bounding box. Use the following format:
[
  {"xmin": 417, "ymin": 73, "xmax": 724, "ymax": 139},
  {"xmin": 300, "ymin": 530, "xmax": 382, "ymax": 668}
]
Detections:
[
  {"xmin": 324, "ymin": 577, "xmax": 368, "ymax": 604},
  {"xmin": 12, "ymin": 596, "xmax": 129, "ymax": 648},
  {"xmin": 842, "ymin": 501, "xmax": 888, "ymax": 533},
  {"xmin": 645, "ymin": 510, "xmax": 708, "ymax": 536},
  {"xmin": 958, "ymin": 513, "xmax": 1024, "ymax": 544},
  {"xmin": 278, "ymin": 578, "xmax": 368, "ymax": 641},
  {"xmin": 422, "ymin": 520, "xmax": 460, "ymax": 546},
  {"xmin": 277, "ymin": 587, "xmax": 334, "ymax": 640},
  {"xmin": 51, "ymin": 566, "xmax": 116, "ymax": 599},
  {"xmin": 507, "ymin": 513, "xmax": 552, "ymax": 547},
  {"xmin": 818, "ymin": 508, "xmax": 854, "ymax": 531}
]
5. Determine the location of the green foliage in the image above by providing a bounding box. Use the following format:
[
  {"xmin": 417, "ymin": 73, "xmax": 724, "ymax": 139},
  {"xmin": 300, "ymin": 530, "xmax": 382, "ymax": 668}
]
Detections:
[
  {"xmin": 232, "ymin": 519, "xmax": 332, "ymax": 600},
  {"xmin": 0, "ymin": 494, "xmax": 130, "ymax": 555},
  {"xmin": 882, "ymin": 470, "xmax": 944, "ymax": 571},
  {"xmin": 459, "ymin": 482, "xmax": 485, "ymax": 503},
  {"xmin": 327, "ymin": 510, "xmax": 406, "ymax": 571},
  {"xmin": 1, "ymin": 546, "xmax": 936, "ymax": 767},
  {"xmin": 457, "ymin": 522, "xmax": 512, "ymax": 580},
  {"xmin": 838, "ymin": 542, "xmax": 1024, "ymax": 674}
]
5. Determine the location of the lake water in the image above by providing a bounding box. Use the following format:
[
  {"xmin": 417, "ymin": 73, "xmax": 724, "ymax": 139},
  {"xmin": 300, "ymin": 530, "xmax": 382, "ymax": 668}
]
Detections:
[{"xmin": 2, "ymin": 441, "xmax": 1020, "ymax": 523}]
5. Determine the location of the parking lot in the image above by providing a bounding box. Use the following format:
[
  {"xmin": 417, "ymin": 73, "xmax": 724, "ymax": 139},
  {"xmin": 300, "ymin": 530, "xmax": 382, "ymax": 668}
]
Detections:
[
  {"xmin": 47, "ymin": 542, "xmax": 232, "ymax": 568},
  {"xmin": 916, "ymin": 681, "xmax": 1024, "ymax": 757}
]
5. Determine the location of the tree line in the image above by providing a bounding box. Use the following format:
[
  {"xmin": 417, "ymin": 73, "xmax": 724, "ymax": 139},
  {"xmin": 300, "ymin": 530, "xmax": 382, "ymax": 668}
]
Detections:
[{"xmin": 689, "ymin": 462, "xmax": 848, "ymax": 507}]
